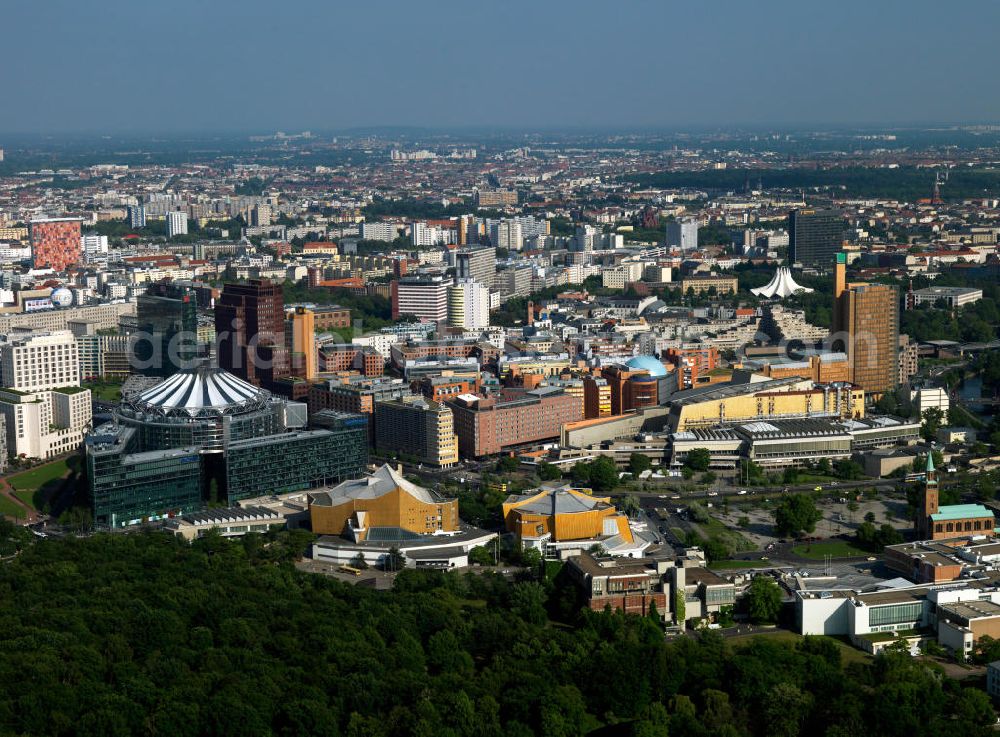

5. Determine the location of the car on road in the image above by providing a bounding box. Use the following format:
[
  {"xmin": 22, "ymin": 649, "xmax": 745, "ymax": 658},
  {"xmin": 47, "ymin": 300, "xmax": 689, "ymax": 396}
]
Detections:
[
  {"xmin": 737, "ymin": 489, "xmax": 747, "ymax": 495},
  {"xmin": 813, "ymin": 486, "xmax": 823, "ymax": 492},
  {"xmin": 707, "ymin": 491, "xmax": 718, "ymax": 497}
]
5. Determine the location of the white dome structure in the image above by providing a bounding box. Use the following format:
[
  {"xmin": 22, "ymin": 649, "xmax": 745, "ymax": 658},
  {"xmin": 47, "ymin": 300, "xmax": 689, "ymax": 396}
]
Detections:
[
  {"xmin": 50, "ymin": 288, "xmax": 73, "ymax": 307},
  {"xmin": 750, "ymin": 267, "xmax": 813, "ymax": 299}
]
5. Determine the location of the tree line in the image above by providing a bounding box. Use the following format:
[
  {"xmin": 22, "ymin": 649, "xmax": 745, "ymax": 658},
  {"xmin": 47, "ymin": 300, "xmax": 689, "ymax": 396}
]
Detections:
[
  {"xmin": 0, "ymin": 528, "xmax": 994, "ymax": 736},
  {"xmin": 628, "ymin": 166, "xmax": 1000, "ymax": 201}
]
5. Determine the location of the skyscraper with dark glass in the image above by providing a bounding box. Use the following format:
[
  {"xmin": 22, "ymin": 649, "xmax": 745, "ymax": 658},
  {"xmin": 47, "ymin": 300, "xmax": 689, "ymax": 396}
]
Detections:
[
  {"xmin": 133, "ymin": 281, "xmax": 200, "ymax": 376},
  {"xmin": 215, "ymin": 279, "xmax": 289, "ymax": 386},
  {"xmin": 789, "ymin": 209, "xmax": 845, "ymax": 267}
]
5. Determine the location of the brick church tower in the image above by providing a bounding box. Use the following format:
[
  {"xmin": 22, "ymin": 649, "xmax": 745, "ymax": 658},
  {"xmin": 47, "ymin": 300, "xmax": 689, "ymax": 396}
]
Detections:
[{"xmin": 917, "ymin": 453, "xmax": 938, "ymax": 539}]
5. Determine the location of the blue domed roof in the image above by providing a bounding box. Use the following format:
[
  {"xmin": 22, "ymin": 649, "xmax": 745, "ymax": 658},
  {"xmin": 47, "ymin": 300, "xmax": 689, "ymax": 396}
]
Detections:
[{"xmin": 624, "ymin": 355, "xmax": 668, "ymax": 378}]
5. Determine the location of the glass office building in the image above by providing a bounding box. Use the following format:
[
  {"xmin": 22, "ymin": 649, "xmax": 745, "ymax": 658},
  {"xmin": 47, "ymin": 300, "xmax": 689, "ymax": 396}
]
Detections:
[
  {"xmin": 133, "ymin": 282, "xmax": 200, "ymax": 376},
  {"xmin": 86, "ymin": 427, "xmax": 203, "ymax": 527},
  {"xmin": 226, "ymin": 414, "xmax": 368, "ymax": 502},
  {"xmin": 788, "ymin": 209, "xmax": 845, "ymax": 267},
  {"xmin": 87, "ymin": 364, "xmax": 368, "ymax": 527}
]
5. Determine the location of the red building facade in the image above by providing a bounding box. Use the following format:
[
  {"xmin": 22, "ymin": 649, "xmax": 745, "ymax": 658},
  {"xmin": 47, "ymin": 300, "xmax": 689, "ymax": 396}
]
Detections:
[{"xmin": 30, "ymin": 218, "xmax": 82, "ymax": 271}]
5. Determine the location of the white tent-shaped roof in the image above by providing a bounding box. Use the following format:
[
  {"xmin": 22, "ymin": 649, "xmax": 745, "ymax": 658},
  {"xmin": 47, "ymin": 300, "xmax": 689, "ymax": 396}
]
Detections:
[{"xmin": 751, "ymin": 266, "xmax": 813, "ymax": 299}]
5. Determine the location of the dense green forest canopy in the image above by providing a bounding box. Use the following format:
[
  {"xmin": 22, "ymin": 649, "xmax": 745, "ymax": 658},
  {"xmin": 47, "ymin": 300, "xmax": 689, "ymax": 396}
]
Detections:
[
  {"xmin": 361, "ymin": 198, "xmax": 472, "ymax": 221},
  {"xmin": 899, "ymin": 271, "xmax": 1000, "ymax": 343},
  {"xmin": 0, "ymin": 527, "xmax": 994, "ymax": 737},
  {"xmin": 627, "ymin": 166, "xmax": 1000, "ymax": 201}
]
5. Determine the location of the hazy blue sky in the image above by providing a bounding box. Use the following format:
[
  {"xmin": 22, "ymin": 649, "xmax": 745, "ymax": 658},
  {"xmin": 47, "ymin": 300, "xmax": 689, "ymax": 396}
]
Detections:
[{"xmin": 3, "ymin": 0, "xmax": 998, "ymax": 134}]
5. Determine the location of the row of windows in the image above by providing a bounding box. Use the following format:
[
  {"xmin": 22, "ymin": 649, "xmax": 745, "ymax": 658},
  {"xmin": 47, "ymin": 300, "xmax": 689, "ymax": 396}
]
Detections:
[
  {"xmin": 868, "ymin": 601, "xmax": 922, "ymax": 627},
  {"xmin": 935, "ymin": 519, "xmax": 989, "ymax": 533},
  {"xmin": 195, "ymin": 523, "xmax": 275, "ymax": 537}
]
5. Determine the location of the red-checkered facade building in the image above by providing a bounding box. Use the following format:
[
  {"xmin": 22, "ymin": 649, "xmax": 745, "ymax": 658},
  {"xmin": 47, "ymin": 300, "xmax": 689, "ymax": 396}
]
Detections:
[{"xmin": 30, "ymin": 218, "xmax": 83, "ymax": 271}]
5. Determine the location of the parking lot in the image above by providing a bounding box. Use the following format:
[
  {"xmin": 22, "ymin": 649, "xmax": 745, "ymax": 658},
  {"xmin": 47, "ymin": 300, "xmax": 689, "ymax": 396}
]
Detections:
[{"xmin": 710, "ymin": 492, "xmax": 914, "ymax": 551}]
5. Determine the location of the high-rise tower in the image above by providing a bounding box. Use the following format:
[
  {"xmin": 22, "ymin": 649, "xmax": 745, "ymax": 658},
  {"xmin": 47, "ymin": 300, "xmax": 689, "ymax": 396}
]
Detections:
[
  {"xmin": 831, "ymin": 253, "xmax": 898, "ymax": 395},
  {"xmin": 789, "ymin": 209, "xmax": 844, "ymax": 266},
  {"xmin": 215, "ymin": 279, "xmax": 288, "ymax": 386},
  {"xmin": 286, "ymin": 306, "xmax": 317, "ymax": 381}
]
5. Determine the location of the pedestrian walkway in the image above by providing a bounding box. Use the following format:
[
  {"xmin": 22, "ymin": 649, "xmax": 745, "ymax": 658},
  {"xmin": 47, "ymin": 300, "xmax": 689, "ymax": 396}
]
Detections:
[{"xmin": 0, "ymin": 478, "xmax": 38, "ymax": 524}]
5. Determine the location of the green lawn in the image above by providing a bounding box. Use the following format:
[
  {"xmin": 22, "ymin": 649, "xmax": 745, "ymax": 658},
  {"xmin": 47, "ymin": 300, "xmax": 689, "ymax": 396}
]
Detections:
[
  {"xmin": 795, "ymin": 474, "xmax": 842, "ymax": 484},
  {"xmin": 0, "ymin": 495, "xmax": 28, "ymax": 520},
  {"xmin": 544, "ymin": 561, "xmax": 564, "ymax": 581},
  {"xmin": 7, "ymin": 458, "xmax": 75, "ymax": 510},
  {"xmin": 83, "ymin": 381, "xmax": 123, "ymax": 402},
  {"xmin": 791, "ymin": 540, "xmax": 872, "ymax": 560},
  {"xmin": 695, "ymin": 513, "xmax": 756, "ymax": 554},
  {"xmin": 729, "ymin": 631, "xmax": 871, "ymax": 666}
]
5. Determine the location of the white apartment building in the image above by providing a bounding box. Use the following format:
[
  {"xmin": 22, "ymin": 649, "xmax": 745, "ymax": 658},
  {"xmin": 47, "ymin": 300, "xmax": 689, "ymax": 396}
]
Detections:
[
  {"xmin": 359, "ymin": 221, "xmax": 401, "ymax": 242},
  {"xmin": 166, "ymin": 210, "xmax": 189, "ymax": 238},
  {"xmin": 490, "ymin": 220, "xmax": 523, "ymax": 251},
  {"xmin": 447, "ymin": 279, "xmax": 491, "ymax": 330},
  {"xmin": 410, "ymin": 222, "xmax": 455, "ymax": 247},
  {"xmin": 666, "ymin": 218, "xmax": 699, "ymax": 251},
  {"xmin": 351, "ymin": 333, "xmax": 399, "ymax": 359},
  {"xmin": 0, "ymin": 331, "xmax": 91, "ymax": 460},
  {"xmin": 393, "ymin": 276, "xmax": 449, "ymax": 322},
  {"xmin": 81, "ymin": 234, "xmax": 109, "ymax": 263},
  {"xmin": 574, "ymin": 224, "xmax": 598, "ymax": 251},
  {"xmin": 911, "ymin": 387, "xmax": 950, "ymax": 420},
  {"xmin": 0, "ymin": 245, "xmax": 31, "ymax": 262},
  {"xmin": 0, "ymin": 386, "xmax": 92, "ymax": 460},
  {"xmin": 643, "ymin": 264, "xmax": 673, "ymax": 283},
  {"xmin": 105, "ymin": 284, "xmax": 128, "ymax": 300},
  {"xmin": 0, "ymin": 331, "xmax": 80, "ymax": 391},
  {"xmin": 601, "ymin": 262, "xmax": 645, "ymax": 289}
]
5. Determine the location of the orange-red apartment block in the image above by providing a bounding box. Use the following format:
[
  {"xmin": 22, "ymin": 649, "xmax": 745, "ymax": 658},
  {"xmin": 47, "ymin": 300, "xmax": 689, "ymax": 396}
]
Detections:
[{"xmin": 30, "ymin": 217, "xmax": 82, "ymax": 271}]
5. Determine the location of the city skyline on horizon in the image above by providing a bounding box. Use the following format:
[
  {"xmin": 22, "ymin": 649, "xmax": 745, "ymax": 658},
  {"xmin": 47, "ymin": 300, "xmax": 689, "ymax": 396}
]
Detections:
[{"xmin": 7, "ymin": 121, "xmax": 1000, "ymax": 139}]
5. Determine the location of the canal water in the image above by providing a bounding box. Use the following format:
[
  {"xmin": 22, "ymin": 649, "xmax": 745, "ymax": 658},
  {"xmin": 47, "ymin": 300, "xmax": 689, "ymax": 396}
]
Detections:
[{"xmin": 956, "ymin": 375, "xmax": 995, "ymax": 424}]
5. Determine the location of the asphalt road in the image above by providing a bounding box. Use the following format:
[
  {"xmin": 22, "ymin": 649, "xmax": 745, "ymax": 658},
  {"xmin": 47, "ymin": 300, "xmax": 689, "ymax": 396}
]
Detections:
[{"xmin": 623, "ymin": 477, "xmax": 901, "ymax": 503}]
